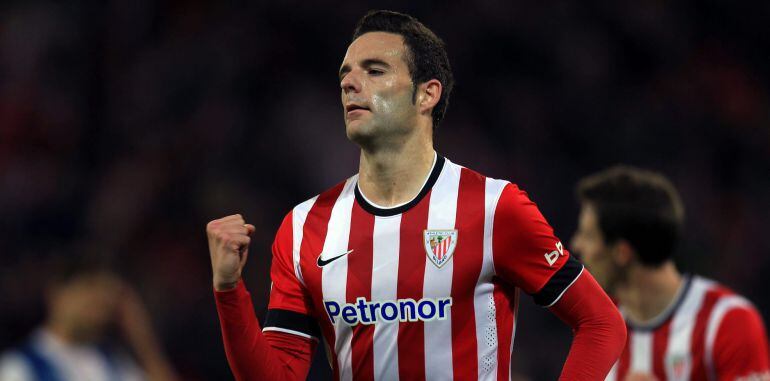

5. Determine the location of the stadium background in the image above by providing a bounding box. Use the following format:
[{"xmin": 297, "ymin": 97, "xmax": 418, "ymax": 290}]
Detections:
[{"xmin": 1, "ymin": 1, "xmax": 768, "ymax": 380}]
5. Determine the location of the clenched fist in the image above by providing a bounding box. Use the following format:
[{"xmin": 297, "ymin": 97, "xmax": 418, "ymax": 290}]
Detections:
[{"xmin": 206, "ymin": 214, "xmax": 256, "ymax": 291}]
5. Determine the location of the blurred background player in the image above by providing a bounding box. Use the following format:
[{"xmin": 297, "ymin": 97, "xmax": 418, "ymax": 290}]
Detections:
[
  {"xmin": 207, "ymin": 9, "xmax": 625, "ymax": 381},
  {"xmin": 571, "ymin": 165, "xmax": 770, "ymax": 381},
  {"xmin": 0, "ymin": 258, "xmax": 178, "ymax": 381}
]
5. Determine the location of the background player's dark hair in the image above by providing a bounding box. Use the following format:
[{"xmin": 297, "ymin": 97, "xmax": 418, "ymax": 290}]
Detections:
[
  {"xmin": 352, "ymin": 10, "xmax": 454, "ymax": 130},
  {"xmin": 47, "ymin": 254, "xmax": 116, "ymax": 288},
  {"xmin": 576, "ymin": 165, "xmax": 685, "ymax": 267}
]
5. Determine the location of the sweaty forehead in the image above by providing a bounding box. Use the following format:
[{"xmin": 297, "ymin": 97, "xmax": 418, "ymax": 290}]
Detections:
[{"xmin": 343, "ymin": 32, "xmax": 407, "ymax": 65}]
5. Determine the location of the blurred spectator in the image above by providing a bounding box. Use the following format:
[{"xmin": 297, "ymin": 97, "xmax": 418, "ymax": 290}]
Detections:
[{"xmin": 0, "ymin": 258, "xmax": 178, "ymax": 381}]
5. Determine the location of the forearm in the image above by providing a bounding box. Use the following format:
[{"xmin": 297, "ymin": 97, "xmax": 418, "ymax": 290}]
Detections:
[
  {"xmin": 129, "ymin": 338, "xmax": 178, "ymax": 381},
  {"xmin": 214, "ymin": 280, "xmax": 314, "ymax": 381},
  {"xmin": 117, "ymin": 287, "xmax": 179, "ymax": 381},
  {"xmin": 549, "ymin": 271, "xmax": 626, "ymax": 380}
]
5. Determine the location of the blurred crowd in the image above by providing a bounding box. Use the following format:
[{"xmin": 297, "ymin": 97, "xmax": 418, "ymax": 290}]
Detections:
[{"xmin": 1, "ymin": 1, "xmax": 768, "ymax": 380}]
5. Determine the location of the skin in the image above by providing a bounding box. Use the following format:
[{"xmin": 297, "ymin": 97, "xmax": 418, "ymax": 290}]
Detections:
[
  {"xmin": 209, "ymin": 31, "xmax": 444, "ymax": 291},
  {"xmin": 571, "ymin": 203, "xmax": 624, "ymax": 293},
  {"xmin": 571, "ymin": 202, "xmax": 682, "ymax": 380},
  {"xmin": 340, "ymin": 31, "xmax": 442, "ymax": 207},
  {"xmin": 46, "ymin": 272, "xmax": 122, "ymax": 344},
  {"xmin": 340, "ymin": 32, "xmax": 424, "ymax": 149},
  {"xmin": 45, "ymin": 272, "xmax": 178, "ymax": 381},
  {"xmin": 625, "ymin": 373, "xmax": 659, "ymax": 381}
]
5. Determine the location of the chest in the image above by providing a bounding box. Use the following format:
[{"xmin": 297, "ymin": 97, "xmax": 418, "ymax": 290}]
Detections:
[
  {"xmin": 298, "ymin": 211, "xmax": 490, "ymax": 321},
  {"xmin": 616, "ymin": 326, "xmax": 708, "ymax": 381}
]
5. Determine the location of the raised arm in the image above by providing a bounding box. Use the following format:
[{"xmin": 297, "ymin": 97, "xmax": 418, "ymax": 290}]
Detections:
[{"xmin": 207, "ymin": 214, "xmax": 316, "ymax": 381}]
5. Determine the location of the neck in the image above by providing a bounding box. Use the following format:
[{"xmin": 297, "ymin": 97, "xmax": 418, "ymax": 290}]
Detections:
[
  {"xmin": 615, "ymin": 261, "xmax": 683, "ymax": 323},
  {"xmin": 357, "ymin": 132, "xmax": 435, "ymax": 208},
  {"xmin": 44, "ymin": 319, "xmax": 77, "ymax": 345}
]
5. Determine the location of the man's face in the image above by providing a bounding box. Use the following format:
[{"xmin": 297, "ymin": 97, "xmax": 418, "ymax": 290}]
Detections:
[
  {"xmin": 339, "ymin": 32, "xmax": 418, "ymax": 146},
  {"xmin": 50, "ymin": 272, "xmax": 122, "ymax": 343},
  {"xmin": 571, "ymin": 203, "xmax": 622, "ymax": 293}
]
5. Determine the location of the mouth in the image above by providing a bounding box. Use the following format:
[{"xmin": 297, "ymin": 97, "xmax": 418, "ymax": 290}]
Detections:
[{"xmin": 345, "ymin": 104, "xmax": 370, "ymax": 113}]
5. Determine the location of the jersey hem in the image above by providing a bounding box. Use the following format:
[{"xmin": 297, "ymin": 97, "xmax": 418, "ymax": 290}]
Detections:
[
  {"xmin": 533, "ymin": 255, "xmax": 583, "ymax": 306},
  {"xmin": 543, "ymin": 266, "xmax": 584, "ymax": 308},
  {"xmin": 264, "ymin": 308, "xmax": 322, "ymax": 339},
  {"xmin": 262, "ymin": 327, "xmax": 320, "ymax": 341}
]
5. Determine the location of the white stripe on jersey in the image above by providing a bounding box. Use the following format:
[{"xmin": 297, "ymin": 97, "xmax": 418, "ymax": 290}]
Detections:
[
  {"xmin": 321, "ymin": 177, "xmax": 357, "ymax": 381},
  {"xmin": 665, "ymin": 277, "xmax": 712, "ymax": 381},
  {"xmin": 510, "ymin": 288, "xmax": 519, "ymax": 380},
  {"xmin": 292, "ymin": 196, "xmax": 317, "ymax": 286},
  {"xmin": 704, "ymin": 295, "xmax": 750, "ymax": 380},
  {"xmin": 606, "ymin": 361, "xmax": 618, "ymax": 381},
  {"xmin": 473, "ymin": 178, "xmax": 508, "ymax": 380},
  {"xmin": 630, "ymin": 331, "xmax": 653, "ymax": 372},
  {"xmin": 423, "ymin": 161, "xmax": 461, "ymax": 380},
  {"xmin": 371, "ymin": 215, "xmax": 401, "ymax": 381}
]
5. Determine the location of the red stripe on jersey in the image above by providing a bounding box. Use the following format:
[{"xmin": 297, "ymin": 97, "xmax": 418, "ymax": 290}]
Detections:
[
  {"xmin": 450, "ymin": 168, "xmax": 485, "ymax": 380},
  {"xmin": 267, "ymin": 211, "xmax": 304, "ymax": 312},
  {"xmin": 493, "ymin": 281, "xmax": 516, "ymax": 381},
  {"xmin": 652, "ymin": 319, "xmax": 671, "ymax": 378},
  {"xmin": 396, "ymin": 191, "xmax": 431, "ymax": 381},
  {"xmin": 689, "ymin": 287, "xmax": 729, "ymax": 380},
  {"xmin": 346, "ymin": 202, "xmax": 376, "ymax": 380},
  {"xmin": 297, "ymin": 181, "xmax": 346, "ymax": 378},
  {"xmin": 617, "ymin": 330, "xmax": 631, "ymax": 380}
]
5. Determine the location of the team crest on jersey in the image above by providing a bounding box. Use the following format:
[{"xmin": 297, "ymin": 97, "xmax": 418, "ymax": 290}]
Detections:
[
  {"xmin": 666, "ymin": 353, "xmax": 690, "ymax": 380},
  {"xmin": 423, "ymin": 230, "xmax": 458, "ymax": 268}
]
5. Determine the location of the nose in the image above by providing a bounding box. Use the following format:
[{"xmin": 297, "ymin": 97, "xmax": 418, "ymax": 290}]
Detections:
[{"xmin": 340, "ymin": 70, "xmax": 361, "ymax": 94}]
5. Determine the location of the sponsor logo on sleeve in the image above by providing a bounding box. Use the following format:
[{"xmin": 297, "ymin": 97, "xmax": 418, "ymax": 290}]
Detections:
[{"xmin": 544, "ymin": 241, "xmax": 565, "ymax": 266}]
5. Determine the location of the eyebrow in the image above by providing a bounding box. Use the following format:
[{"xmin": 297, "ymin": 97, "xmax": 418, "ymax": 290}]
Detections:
[{"xmin": 339, "ymin": 59, "xmax": 392, "ymax": 79}]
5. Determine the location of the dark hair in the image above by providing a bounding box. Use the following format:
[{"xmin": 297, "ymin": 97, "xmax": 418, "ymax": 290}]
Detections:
[
  {"xmin": 48, "ymin": 255, "xmax": 115, "ymax": 287},
  {"xmin": 352, "ymin": 10, "xmax": 454, "ymax": 130},
  {"xmin": 576, "ymin": 165, "xmax": 685, "ymax": 266}
]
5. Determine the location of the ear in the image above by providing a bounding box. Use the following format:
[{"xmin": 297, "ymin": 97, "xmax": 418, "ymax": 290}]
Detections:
[
  {"xmin": 417, "ymin": 79, "xmax": 443, "ymax": 115},
  {"xmin": 612, "ymin": 240, "xmax": 636, "ymax": 267}
]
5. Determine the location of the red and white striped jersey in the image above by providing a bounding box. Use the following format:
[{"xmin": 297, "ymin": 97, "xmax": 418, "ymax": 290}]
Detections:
[
  {"xmin": 607, "ymin": 275, "xmax": 770, "ymax": 381},
  {"xmin": 263, "ymin": 155, "xmax": 583, "ymax": 381}
]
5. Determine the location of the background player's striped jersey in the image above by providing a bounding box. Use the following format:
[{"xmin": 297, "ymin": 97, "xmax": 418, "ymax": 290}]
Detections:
[
  {"xmin": 263, "ymin": 155, "xmax": 582, "ymax": 381},
  {"xmin": 606, "ymin": 275, "xmax": 770, "ymax": 381}
]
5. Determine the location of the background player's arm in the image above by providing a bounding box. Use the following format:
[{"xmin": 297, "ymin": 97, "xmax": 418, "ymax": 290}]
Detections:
[
  {"xmin": 492, "ymin": 184, "xmax": 625, "ymax": 380},
  {"xmin": 208, "ymin": 214, "xmax": 315, "ymax": 381},
  {"xmin": 116, "ymin": 284, "xmax": 179, "ymax": 381},
  {"xmin": 711, "ymin": 304, "xmax": 770, "ymax": 380}
]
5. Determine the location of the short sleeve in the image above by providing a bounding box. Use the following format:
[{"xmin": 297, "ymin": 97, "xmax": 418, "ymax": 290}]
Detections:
[
  {"xmin": 0, "ymin": 352, "xmax": 33, "ymax": 381},
  {"xmin": 492, "ymin": 183, "xmax": 583, "ymax": 306},
  {"xmin": 264, "ymin": 211, "xmax": 320, "ymax": 339},
  {"xmin": 712, "ymin": 304, "xmax": 770, "ymax": 380}
]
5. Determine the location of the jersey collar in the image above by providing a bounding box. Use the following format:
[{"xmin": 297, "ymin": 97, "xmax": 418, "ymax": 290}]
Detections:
[
  {"xmin": 622, "ymin": 273, "xmax": 693, "ymax": 331},
  {"xmin": 354, "ymin": 154, "xmax": 445, "ymax": 217}
]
